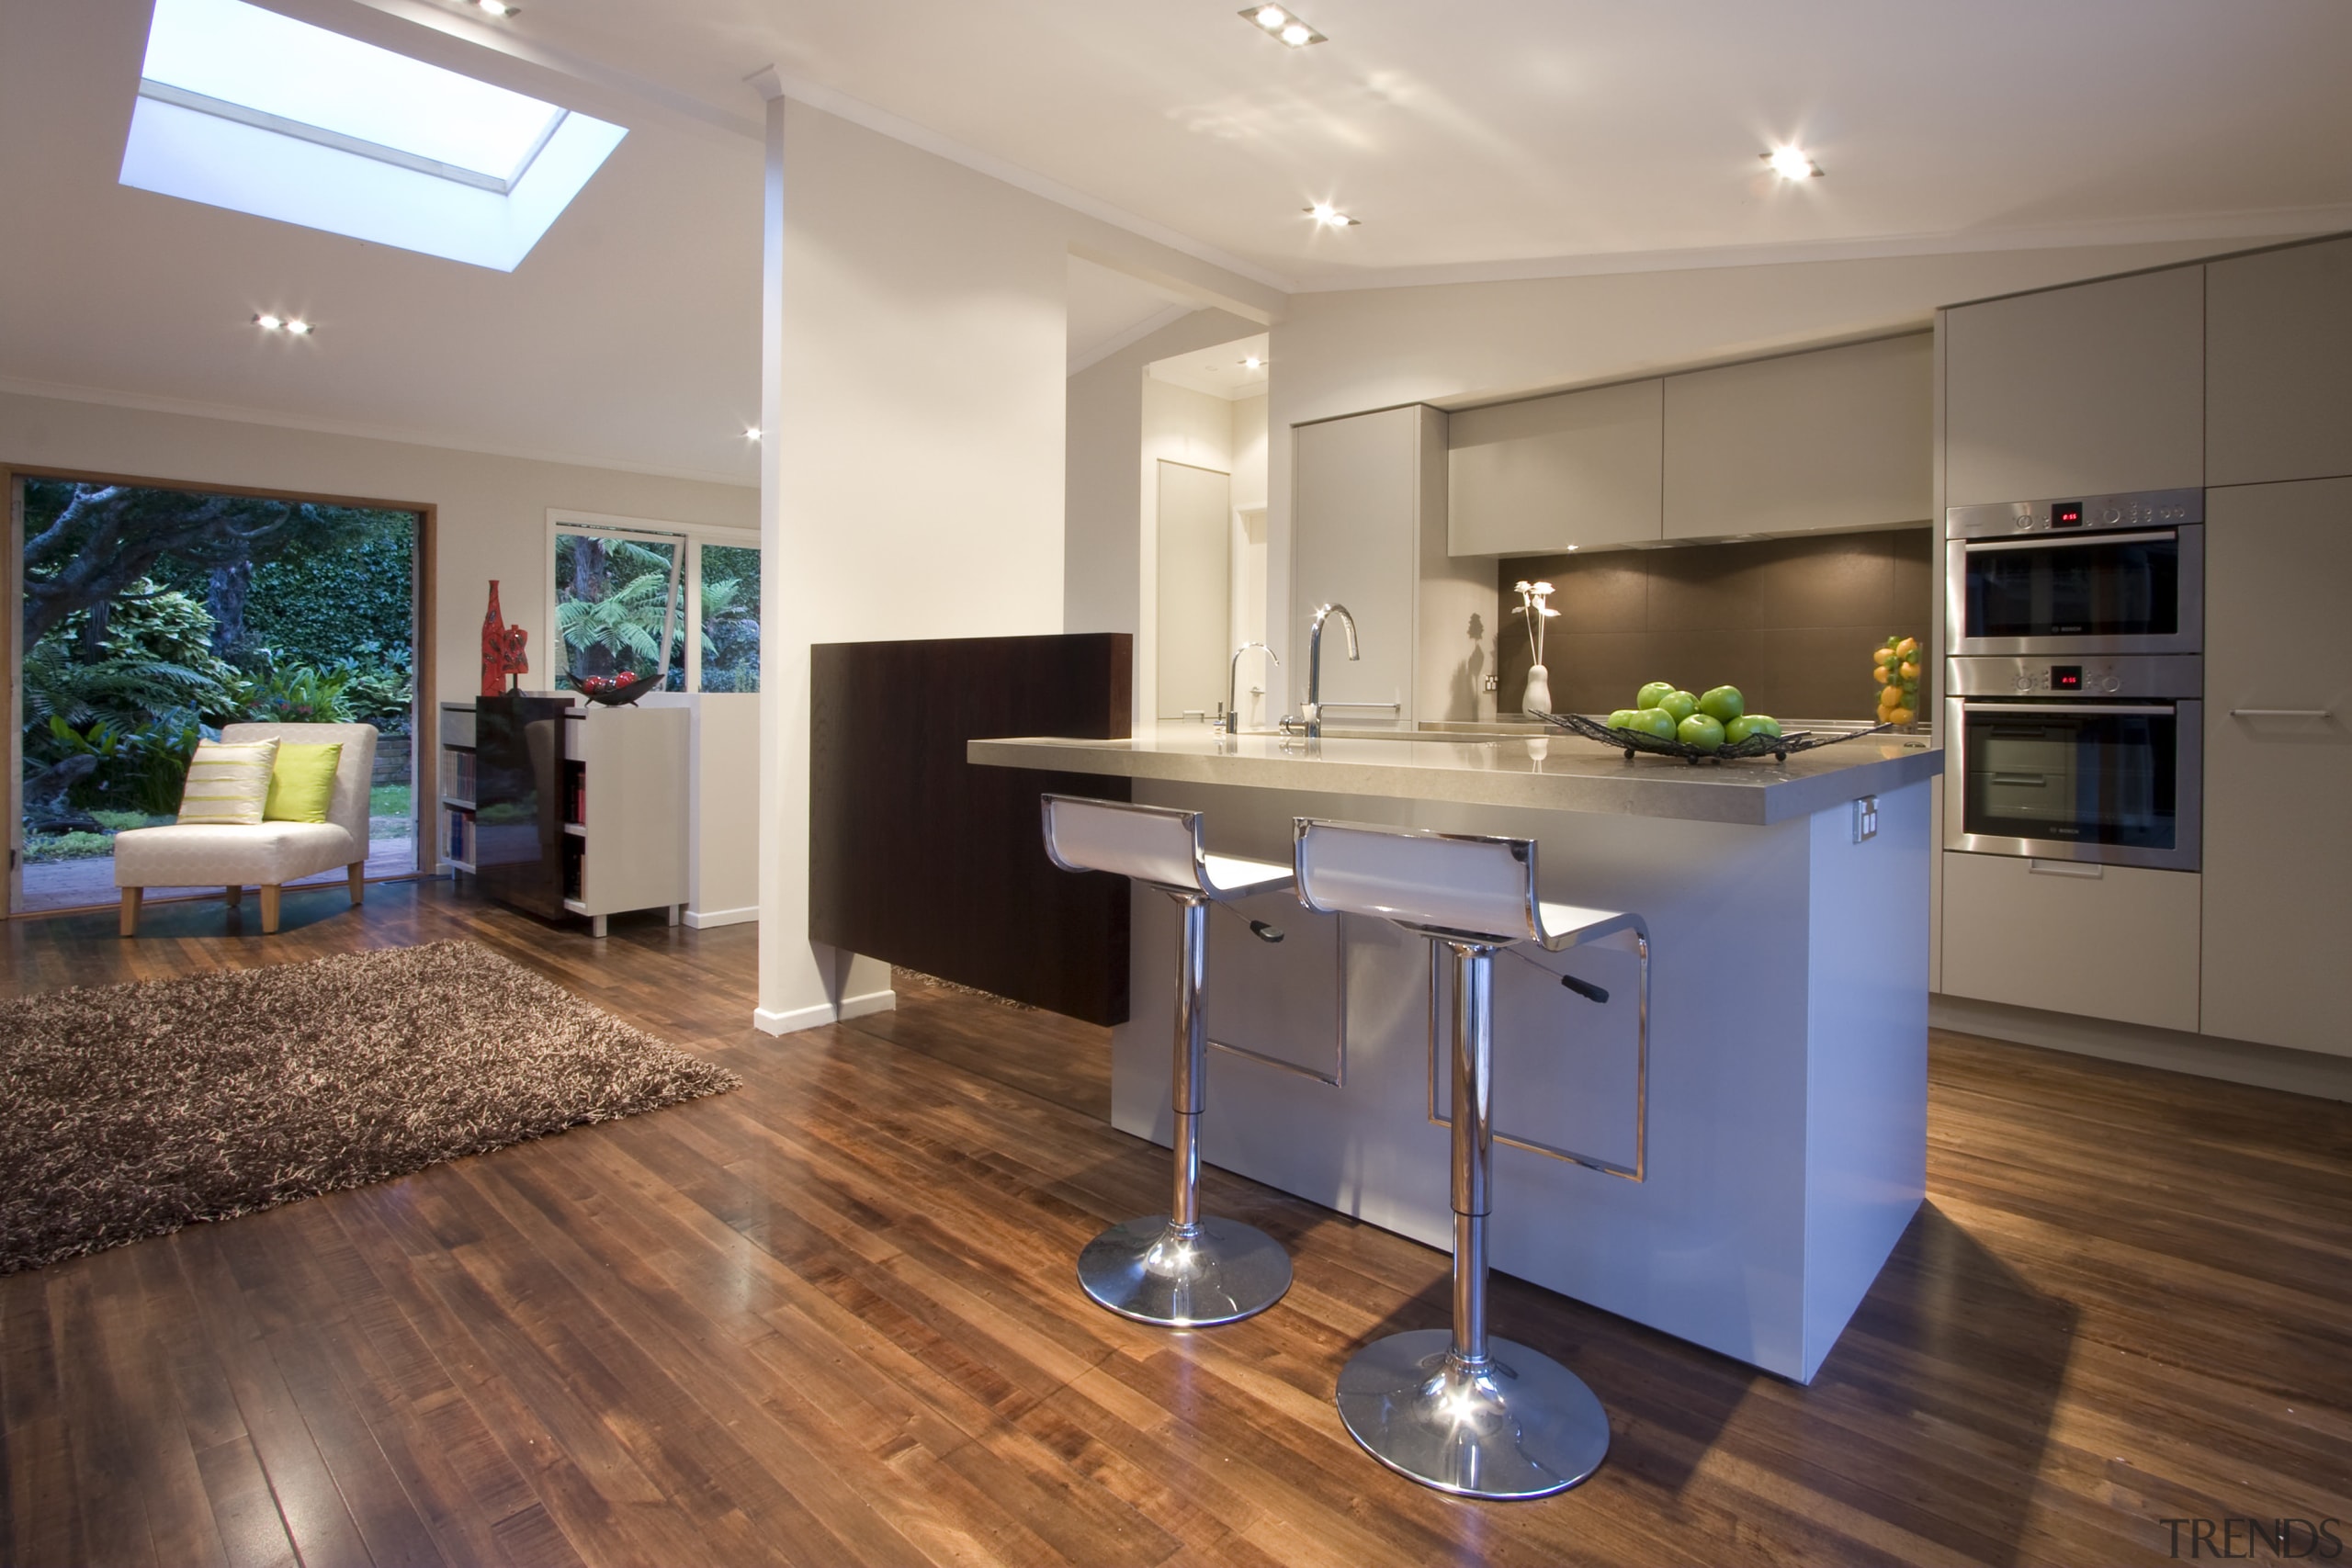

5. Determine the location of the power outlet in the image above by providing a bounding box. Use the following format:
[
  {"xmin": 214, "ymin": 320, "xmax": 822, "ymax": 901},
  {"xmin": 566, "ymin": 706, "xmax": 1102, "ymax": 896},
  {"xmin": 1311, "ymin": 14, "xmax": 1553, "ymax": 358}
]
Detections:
[{"xmin": 1852, "ymin": 795, "xmax": 1879, "ymax": 843}]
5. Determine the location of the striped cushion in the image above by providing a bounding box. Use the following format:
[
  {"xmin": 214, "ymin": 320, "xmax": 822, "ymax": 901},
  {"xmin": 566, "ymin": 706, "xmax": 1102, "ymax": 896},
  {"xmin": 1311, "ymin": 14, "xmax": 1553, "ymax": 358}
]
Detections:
[{"xmin": 175, "ymin": 739, "xmax": 280, "ymax": 827}]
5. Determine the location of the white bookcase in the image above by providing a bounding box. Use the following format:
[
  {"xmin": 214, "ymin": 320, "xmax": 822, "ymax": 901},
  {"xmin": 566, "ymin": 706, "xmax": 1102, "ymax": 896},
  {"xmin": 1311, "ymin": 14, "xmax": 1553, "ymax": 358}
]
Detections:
[{"xmin": 437, "ymin": 698, "xmax": 688, "ymax": 936}]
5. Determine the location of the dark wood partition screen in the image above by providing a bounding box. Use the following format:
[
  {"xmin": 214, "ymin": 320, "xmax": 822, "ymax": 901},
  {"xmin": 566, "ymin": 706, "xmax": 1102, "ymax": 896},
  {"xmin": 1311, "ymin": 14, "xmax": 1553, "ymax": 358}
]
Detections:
[{"xmin": 809, "ymin": 633, "xmax": 1133, "ymax": 1024}]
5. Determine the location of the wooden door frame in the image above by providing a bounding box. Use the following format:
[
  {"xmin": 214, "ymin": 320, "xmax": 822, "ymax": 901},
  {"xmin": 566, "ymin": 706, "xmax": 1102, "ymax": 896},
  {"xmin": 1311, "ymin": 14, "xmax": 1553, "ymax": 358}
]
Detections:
[{"xmin": 2, "ymin": 463, "xmax": 437, "ymax": 915}]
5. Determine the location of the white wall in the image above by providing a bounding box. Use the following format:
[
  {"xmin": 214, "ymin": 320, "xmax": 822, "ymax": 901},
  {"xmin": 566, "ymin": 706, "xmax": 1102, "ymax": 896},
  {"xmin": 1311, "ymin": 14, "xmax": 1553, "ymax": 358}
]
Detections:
[
  {"xmin": 754, "ymin": 100, "xmax": 1278, "ymax": 1032},
  {"xmin": 0, "ymin": 389, "xmax": 756, "ymax": 722},
  {"xmin": 1263, "ymin": 236, "xmax": 2287, "ymax": 677}
]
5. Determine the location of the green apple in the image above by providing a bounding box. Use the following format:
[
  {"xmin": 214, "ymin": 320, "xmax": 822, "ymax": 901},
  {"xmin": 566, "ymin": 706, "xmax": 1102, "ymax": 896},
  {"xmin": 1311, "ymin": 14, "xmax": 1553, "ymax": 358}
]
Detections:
[
  {"xmin": 1635, "ymin": 681, "xmax": 1678, "ymax": 710},
  {"xmin": 1606, "ymin": 708, "xmax": 1642, "ymax": 730},
  {"xmin": 1698, "ymin": 684, "xmax": 1745, "ymax": 724},
  {"xmin": 1632, "ymin": 707, "xmax": 1679, "ymax": 740},
  {"xmin": 1677, "ymin": 713, "xmax": 1726, "ymax": 751},
  {"xmin": 1745, "ymin": 714, "xmax": 1782, "ymax": 738},
  {"xmin": 1658, "ymin": 689, "xmax": 1700, "ymax": 723},
  {"xmin": 1723, "ymin": 715, "xmax": 1761, "ymax": 744}
]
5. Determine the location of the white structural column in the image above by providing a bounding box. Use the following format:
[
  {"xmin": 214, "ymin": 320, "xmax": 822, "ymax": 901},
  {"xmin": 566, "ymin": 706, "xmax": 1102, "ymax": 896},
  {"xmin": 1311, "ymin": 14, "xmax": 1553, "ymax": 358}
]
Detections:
[{"xmin": 748, "ymin": 73, "xmax": 895, "ymax": 1035}]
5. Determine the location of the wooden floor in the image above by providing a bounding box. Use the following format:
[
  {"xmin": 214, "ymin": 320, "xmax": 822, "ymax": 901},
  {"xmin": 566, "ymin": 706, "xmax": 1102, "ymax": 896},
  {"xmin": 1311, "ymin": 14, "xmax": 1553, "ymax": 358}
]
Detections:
[{"xmin": 4, "ymin": 880, "xmax": 2348, "ymax": 1567}]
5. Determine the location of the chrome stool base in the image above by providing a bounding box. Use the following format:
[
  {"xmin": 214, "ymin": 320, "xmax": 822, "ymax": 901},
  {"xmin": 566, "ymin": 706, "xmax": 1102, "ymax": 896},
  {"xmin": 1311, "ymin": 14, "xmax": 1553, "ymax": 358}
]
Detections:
[
  {"xmin": 1077, "ymin": 1215, "xmax": 1293, "ymax": 1327},
  {"xmin": 1336, "ymin": 1329, "xmax": 1610, "ymax": 1500}
]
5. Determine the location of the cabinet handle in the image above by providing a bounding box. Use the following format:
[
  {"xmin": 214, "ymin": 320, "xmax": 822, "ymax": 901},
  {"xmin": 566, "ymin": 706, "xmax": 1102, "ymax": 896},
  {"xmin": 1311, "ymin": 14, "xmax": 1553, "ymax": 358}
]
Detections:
[
  {"xmin": 2028, "ymin": 859, "xmax": 2102, "ymax": 878},
  {"xmin": 2230, "ymin": 707, "xmax": 2331, "ymax": 717}
]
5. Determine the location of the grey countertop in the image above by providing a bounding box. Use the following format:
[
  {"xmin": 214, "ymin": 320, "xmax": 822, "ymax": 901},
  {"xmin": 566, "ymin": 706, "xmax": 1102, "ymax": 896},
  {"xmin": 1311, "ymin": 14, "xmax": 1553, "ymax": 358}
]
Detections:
[{"xmin": 969, "ymin": 725, "xmax": 1942, "ymax": 826}]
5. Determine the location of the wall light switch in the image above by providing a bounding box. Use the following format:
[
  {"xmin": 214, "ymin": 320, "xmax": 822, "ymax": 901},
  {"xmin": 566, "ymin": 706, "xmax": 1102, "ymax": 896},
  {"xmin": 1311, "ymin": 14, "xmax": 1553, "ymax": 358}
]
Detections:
[{"xmin": 1852, "ymin": 795, "xmax": 1879, "ymax": 843}]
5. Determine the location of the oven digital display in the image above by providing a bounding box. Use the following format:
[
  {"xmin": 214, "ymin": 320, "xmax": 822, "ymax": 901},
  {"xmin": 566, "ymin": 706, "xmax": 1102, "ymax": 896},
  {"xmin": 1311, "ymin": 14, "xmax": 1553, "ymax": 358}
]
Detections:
[
  {"xmin": 2051, "ymin": 501, "xmax": 2085, "ymax": 528},
  {"xmin": 2052, "ymin": 665, "xmax": 2083, "ymax": 690}
]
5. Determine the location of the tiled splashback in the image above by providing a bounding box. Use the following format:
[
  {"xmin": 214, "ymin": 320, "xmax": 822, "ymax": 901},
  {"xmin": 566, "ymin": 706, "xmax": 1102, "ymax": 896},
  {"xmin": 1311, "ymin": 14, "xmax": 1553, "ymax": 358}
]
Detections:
[{"xmin": 1496, "ymin": 528, "xmax": 1933, "ymax": 722}]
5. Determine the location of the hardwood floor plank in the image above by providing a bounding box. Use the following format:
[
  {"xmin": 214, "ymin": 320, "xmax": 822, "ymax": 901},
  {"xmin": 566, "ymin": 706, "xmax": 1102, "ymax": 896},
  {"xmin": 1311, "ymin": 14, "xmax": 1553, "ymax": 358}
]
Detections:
[{"xmin": 6, "ymin": 880, "xmax": 2349, "ymax": 1568}]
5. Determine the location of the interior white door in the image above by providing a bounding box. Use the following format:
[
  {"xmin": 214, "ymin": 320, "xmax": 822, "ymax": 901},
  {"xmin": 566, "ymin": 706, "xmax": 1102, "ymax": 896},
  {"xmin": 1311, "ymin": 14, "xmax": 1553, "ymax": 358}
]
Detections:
[{"xmin": 1155, "ymin": 460, "xmax": 1232, "ymax": 721}]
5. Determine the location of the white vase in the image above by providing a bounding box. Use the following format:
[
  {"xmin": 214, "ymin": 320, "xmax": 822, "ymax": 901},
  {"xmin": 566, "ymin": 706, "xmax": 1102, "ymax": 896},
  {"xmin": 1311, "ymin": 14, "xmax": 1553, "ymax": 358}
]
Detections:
[{"xmin": 1522, "ymin": 663, "xmax": 1553, "ymax": 716}]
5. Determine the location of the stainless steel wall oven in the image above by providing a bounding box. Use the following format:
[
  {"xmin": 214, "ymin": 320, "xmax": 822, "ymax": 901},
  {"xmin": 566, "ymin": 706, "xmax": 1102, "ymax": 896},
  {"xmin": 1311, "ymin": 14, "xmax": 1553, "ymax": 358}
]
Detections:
[
  {"xmin": 1945, "ymin": 656, "xmax": 2201, "ymax": 872},
  {"xmin": 1947, "ymin": 488, "xmax": 2202, "ymax": 658}
]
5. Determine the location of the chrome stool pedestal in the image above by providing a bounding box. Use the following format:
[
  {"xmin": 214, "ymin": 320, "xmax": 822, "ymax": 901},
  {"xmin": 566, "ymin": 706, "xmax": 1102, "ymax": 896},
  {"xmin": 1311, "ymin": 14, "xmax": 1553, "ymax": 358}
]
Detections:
[
  {"xmin": 1045, "ymin": 795, "xmax": 1295, "ymax": 1328},
  {"xmin": 1295, "ymin": 818, "xmax": 1648, "ymax": 1500}
]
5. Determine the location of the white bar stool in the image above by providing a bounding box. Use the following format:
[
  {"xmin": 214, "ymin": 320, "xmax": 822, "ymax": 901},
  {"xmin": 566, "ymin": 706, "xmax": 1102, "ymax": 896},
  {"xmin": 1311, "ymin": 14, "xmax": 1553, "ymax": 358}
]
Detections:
[
  {"xmin": 1293, "ymin": 817, "xmax": 1649, "ymax": 1501},
  {"xmin": 1042, "ymin": 795, "xmax": 1296, "ymax": 1327}
]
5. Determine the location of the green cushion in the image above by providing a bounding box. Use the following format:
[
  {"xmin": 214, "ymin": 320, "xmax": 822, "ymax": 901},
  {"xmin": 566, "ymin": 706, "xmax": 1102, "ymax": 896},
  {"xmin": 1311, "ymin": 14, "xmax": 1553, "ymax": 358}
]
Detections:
[
  {"xmin": 177, "ymin": 739, "xmax": 279, "ymax": 826},
  {"xmin": 264, "ymin": 742, "xmax": 344, "ymax": 824}
]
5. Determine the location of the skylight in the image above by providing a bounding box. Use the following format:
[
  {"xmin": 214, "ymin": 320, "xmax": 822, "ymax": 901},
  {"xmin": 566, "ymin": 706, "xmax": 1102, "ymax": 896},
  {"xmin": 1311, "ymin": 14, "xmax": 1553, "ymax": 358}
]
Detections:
[{"xmin": 119, "ymin": 0, "xmax": 626, "ymax": 271}]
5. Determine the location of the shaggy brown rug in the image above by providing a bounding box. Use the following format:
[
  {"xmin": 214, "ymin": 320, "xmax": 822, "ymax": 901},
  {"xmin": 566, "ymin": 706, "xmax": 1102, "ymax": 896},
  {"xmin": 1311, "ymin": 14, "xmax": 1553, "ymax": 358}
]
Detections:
[{"xmin": 0, "ymin": 941, "xmax": 739, "ymax": 1275}]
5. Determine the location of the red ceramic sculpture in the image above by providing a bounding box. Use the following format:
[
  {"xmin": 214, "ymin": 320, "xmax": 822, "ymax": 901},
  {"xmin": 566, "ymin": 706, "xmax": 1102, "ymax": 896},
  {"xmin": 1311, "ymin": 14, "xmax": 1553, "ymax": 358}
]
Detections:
[{"xmin": 480, "ymin": 581, "xmax": 507, "ymax": 697}]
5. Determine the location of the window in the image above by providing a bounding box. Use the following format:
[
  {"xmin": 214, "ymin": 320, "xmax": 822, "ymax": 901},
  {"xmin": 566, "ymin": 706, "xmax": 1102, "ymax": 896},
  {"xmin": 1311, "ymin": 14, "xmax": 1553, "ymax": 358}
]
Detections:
[
  {"xmin": 548, "ymin": 516, "xmax": 758, "ymax": 694},
  {"xmin": 121, "ymin": 0, "xmax": 625, "ymax": 271}
]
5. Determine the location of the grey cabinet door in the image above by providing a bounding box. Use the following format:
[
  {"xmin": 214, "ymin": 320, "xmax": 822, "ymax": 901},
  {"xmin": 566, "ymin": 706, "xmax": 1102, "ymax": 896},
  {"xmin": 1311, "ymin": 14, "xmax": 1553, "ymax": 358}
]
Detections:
[
  {"xmin": 1664, "ymin": 333, "xmax": 1932, "ymax": 539},
  {"xmin": 1448, "ymin": 379, "xmax": 1662, "ymax": 555},
  {"xmin": 2208, "ymin": 236, "xmax": 2352, "ymax": 487},
  {"xmin": 2201, "ymin": 477, "xmax": 2352, "ymax": 1056},
  {"xmin": 1293, "ymin": 407, "xmax": 1421, "ymax": 721},
  {"xmin": 1944, "ymin": 267, "xmax": 2204, "ymax": 506}
]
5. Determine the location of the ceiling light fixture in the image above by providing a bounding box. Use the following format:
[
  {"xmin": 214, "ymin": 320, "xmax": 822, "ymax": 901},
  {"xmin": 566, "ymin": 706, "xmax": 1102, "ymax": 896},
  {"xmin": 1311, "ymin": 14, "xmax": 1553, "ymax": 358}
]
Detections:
[
  {"xmin": 254, "ymin": 312, "xmax": 281, "ymax": 329},
  {"xmin": 1241, "ymin": 355, "xmax": 1266, "ymax": 370},
  {"xmin": 1306, "ymin": 202, "xmax": 1358, "ymax": 229},
  {"xmin": 1765, "ymin": 145, "xmax": 1822, "ymax": 180},
  {"xmin": 743, "ymin": 425, "xmax": 763, "ymax": 440},
  {"xmin": 1240, "ymin": 5, "xmax": 1324, "ymax": 46},
  {"xmin": 472, "ymin": 0, "xmax": 516, "ymax": 17},
  {"xmin": 283, "ymin": 318, "xmax": 313, "ymax": 334},
  {"xmin": 254, "ymin": 311, "xmax": 311, "ymax": 333}
]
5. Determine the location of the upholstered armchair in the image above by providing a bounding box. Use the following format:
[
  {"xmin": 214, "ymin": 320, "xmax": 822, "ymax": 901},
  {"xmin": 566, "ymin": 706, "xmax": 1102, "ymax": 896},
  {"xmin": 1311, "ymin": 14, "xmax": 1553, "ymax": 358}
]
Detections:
[{"xmin": 115, "ymin": 722, "xmax": 379, "ymax": 935}]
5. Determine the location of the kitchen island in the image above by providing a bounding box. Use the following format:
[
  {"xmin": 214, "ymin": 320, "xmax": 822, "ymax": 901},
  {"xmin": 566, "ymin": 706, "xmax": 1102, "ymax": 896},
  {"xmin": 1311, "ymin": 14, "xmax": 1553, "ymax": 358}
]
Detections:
[{"xmin": 971, "ymin": 725, "xmax": 1941, "ymax": 1382}]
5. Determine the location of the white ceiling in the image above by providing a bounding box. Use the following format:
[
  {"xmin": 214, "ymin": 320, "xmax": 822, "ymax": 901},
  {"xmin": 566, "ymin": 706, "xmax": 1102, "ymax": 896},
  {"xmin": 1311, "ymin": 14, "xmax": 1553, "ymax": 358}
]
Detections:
[
  {"xmin": 452, "ymin": 0, "xmax": 2352, "ymax": 288},
  {"xmin": 1066, "ymin": 259, "xmax": 1198, "ymax": 375},
  {"xmin": 1148, "ymin": 334, "xmax": 1272, "ymax": 402},
  {"xmin": 0, "ymin": 0, "xmax": 763, "ymax": 484},
  {"xmin": 6, "ymin": 0, "xmax": 2350, "ymax": 481}
]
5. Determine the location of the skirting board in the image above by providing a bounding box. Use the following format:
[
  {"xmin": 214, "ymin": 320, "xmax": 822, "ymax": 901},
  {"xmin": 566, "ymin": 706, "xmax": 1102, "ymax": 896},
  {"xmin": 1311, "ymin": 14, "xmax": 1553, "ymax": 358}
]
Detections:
[
  {"xmin": 684, "ymin": 906, "xmax": 758, "ymax": 929},
  {"xmin": 1931, "ymin": 994, "xmax": 2352, "ymax": 1104},
  {"xmin": 752, "ymin": 987, "xmax": 899, "ymax": 1036}
]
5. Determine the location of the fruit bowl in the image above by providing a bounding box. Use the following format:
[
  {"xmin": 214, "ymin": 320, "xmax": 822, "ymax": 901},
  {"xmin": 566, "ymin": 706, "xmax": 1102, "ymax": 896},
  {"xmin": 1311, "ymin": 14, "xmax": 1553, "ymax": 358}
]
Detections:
[
  {"xmin": 572, "ymin": 671, "xmax": 659, "ymax": 706},
  {"xmin": 1535, "ymin": 711, "xmax": 1896, "ymax": 765}
]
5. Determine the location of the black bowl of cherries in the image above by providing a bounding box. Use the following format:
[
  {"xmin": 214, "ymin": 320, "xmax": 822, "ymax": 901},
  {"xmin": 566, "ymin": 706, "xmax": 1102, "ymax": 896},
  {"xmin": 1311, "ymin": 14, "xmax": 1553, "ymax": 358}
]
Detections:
[{"xmin": 573, "ymin": 671, "xmax": 658, "ymax": 706}]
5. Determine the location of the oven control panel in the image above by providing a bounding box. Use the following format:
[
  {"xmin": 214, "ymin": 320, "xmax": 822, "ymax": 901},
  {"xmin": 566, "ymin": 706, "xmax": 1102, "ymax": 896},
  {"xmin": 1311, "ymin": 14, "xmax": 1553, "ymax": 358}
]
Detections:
[
  {"xmin": 1946, "ymin": 487, "xmax": 2203, "ymax": 539},
  {"xmin": 2014, "ymin": 662, "xmax": 2122, "ymax": 694},
  {"xmin": 1947, "ymin": 654, "xmax": 2204, "ymax": 701}
]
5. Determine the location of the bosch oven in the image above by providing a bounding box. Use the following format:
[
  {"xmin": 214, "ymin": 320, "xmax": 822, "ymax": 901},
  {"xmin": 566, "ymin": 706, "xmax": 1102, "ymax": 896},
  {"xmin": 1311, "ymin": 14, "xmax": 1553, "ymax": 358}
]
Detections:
[
  {"xmin": 1945, "ymin": 656, "xmax": 2202, "ymax": 872},
  {"xmin": 1947, "ymin": 489, "xmax": 2202, "ymax": 659}
]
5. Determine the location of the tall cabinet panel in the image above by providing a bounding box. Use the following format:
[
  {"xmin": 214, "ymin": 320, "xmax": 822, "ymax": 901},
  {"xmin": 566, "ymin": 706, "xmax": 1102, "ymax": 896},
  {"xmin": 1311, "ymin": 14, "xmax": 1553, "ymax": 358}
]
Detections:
[
  {"xmin": 1663, "ymin": 333, "xmax": 1933, "ymax": 539},
  {"xmin": 1944, "ymin": 267, "xmax": 2205, "ymax": 505},
  {"xmin": 1448, "ymin": 379, "xmax": 1663, "ymax": 555},
  {"xmin": 2200, "ymin": 477, "xmax": 2352, "ymax": 1057},
  {"xmin": 1292, "ymin": 406, "xmax": 1425, "ymax": 723},
  {"xmin": 2207, "ymin": 236, "xmax": 2352, "ymax": 486}
]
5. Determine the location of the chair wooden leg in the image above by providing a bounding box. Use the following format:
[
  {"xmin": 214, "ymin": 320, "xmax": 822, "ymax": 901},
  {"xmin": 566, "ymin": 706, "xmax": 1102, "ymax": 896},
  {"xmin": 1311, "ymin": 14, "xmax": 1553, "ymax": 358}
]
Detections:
[
  {"xmin": 225, "ymin": 885, "xmax": 243, "ymax": 907},
  {"xmin": 348, "ymin": 863, "xmax": 365, "ymax": 906},
  {"xmin": 119, "ymin": 888, "xmax": 142, "ymax": 938},
  {"xmin": 259, "ymin": 885, "xmax": 281, "ymax": 935}
]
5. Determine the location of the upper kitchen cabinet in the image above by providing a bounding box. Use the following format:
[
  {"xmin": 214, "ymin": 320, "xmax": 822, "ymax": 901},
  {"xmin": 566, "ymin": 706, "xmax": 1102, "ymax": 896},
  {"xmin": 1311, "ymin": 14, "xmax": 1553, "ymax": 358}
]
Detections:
[
  {"xmin": 1292, "ymin": 405, "xmax": 1438, "ymax": 725},
  {"xmin": 1662, "ymin": 333, "xmax": 1932, "ymax": 540},
  {"xmin": 2208, "ymin": 236, "xmax": 2352, "ymax": 486},
  {"xmin": 1944, "ymin": 267, "xmax": 2204, "ymax": 507},
  {"xmin": 1448, "ymin": 378, "xmax": 1663, "ymax": 556}
]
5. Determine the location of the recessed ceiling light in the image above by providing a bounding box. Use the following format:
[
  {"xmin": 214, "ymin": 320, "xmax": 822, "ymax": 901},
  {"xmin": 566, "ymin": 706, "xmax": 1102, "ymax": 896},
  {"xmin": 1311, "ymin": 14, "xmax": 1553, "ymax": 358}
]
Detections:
[
  {"xmin": 473, "ymin": 0, "xmax": 516, "ymax": 16},
  {"xmin": 1765, "ymin": 145, "xmax": 1822, "ymax": 180},
  {"xmin": 1241, "ymin": 355, "xmax": 1266, "ymax": 370},
  {"xmin": 743, "ymin": 425, "xmax": 763, "ymax": 440},
  {"xmin": 283, "ymin": 318, "xmax": 312, "ymax": 334},
  {"xmin": 254, "ymin": 312, "xmax": 282, "ymax": 329},
  {"xmin": 1306, "ymin": 202, "xmax": 1358, "ymax": 229},
  {"xmin": 1240, "ymin": 5, "xmax": 1324, "ymax": 46}
]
